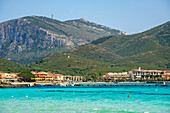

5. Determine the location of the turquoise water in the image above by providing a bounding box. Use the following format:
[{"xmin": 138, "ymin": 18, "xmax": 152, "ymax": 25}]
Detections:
[{"xmin": 0, "ymin": 84, "xmax": 170, "ymax": 113}]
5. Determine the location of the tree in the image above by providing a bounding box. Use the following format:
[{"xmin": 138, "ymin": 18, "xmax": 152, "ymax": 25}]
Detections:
[
  {"xmin": 18, "ymin": 71, "xmax": 35, "ymax": 82},
  {"xmin": 87, "ymin": 73, "xmax": 98, "ymax": 81},
  {"xmin": 160, "ymin": 72, "xmax": 164, "ymax": 74},
  {"xmin": 86, "ymin": 75, "xmax": 92, "ymax": 81},
  {"xmin": 91, "ymin": 73, "xmax": 98, "ymax": 81}
]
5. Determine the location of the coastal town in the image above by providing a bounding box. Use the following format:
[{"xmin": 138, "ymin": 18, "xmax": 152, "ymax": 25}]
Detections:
[
  {"xmin": 0, "ymin": 67, "xmax": 170, "ymax": 88},
  {"xmin": 1, "ymin": 0, "xmax": 170, "ymax": 113}
]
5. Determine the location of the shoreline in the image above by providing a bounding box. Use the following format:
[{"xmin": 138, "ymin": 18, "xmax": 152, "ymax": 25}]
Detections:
[{"xmin": 0, "ymin": 81, "xmax": 169, "ymax": 88}]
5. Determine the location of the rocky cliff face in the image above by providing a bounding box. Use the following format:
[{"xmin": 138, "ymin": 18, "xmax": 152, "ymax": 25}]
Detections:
[
  {"xmin": 0, "ymin": 16, "xmax": 126, "ymax": 64},
  {"xmin": 0, "ymin": 18, "xmax": 74, "ymax": 54}
]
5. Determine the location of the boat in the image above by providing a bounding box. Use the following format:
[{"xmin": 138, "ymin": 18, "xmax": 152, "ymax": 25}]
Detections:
[
  {"xmin": 66, "ymin": 83, "xmax": 74, "ymax": 86},
  {"xmin": 161, "ymin": 82, "xmax": 168, "ymax": 86},
  {"xmin": 58, "ymin": 83, "xmax": 65, "ymax": 86},
  {"xmin": 74, "ymin": 83, "xmax": 81, "ymax": 86}
]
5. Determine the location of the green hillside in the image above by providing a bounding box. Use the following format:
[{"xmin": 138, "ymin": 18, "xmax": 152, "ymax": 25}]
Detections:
[
  {"xmin": 70, "ymin": 21, "xmax": 170, "ymax": 70},
  {"xmin": 0, "ymin": 58, "xmax": 29, "ymax": 73},
  {"xmin": 30, "ymin": 52, "xmax": 127, "ymax": 76},
  {"xmin": 111, "ymin": 48, "xmax": 170, "ymax": 70},
  {"xmin": 71, "ymin": 44, "xmax": 121, "ymax": 62},
  {"xmin": 92, "ymin": 21, "xmax": 170, "ymax": 57}
]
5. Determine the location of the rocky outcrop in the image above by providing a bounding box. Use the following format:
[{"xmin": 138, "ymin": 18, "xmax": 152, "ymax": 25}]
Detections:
[
  {"xmin": 0, "ymin": 18, "xmax": 74, "ymax": 53},
  {"xmin": 0, "ymin": 16, "xmax": 126, "ymax": 64}
]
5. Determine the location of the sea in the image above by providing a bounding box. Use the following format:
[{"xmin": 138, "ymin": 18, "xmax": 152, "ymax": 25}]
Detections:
[{"xmin": 0, "ymin": 83, "xmax": 170, "ymax": 113}]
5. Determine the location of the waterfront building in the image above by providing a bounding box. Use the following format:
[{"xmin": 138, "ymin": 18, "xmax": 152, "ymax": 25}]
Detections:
[
  {"xmin": 45, "ymin": 72, "xmax": 54, "ymax": 81},
  {"xmin": 31, "ymin": 71, "xmax": 46, "ymax": 81},
  {"xmin": 31, "ymin": 71, "xmax": 55, "ymax": 81},
  {"xmin": 10, "ymin": 73, "xmax": 19, "ymax": 78},
  {"xmin": 103, "ymin": 72, "xmax": 130, "ymax": 81},
  {"xmin": 162, "ymin": 71, "xmax": 170, "ymax": 79},
  {"xmin": 55, "ymin": 74, "xmax": 65, "ymax": 81},
  {"xmin": 64, "ymin": 75, "xmax": 83, "ymax": 81},
  {"xmin": 31, "ymin": 71, "xmax": 84, "ymax": 82},
  {"xmin": 72, "ymin": 76, "xmax": 83, "ymax": 81},
  {"xmin": 0, "ymin": 73, "xmax": 18, "ymax": 82},
  {"xmin": 65, "ymin": 75, "xmax": 73, "ymax": 81},
  {"xmin": 129, "ymin": 67, "xmax": 163, "ymax": 80}
]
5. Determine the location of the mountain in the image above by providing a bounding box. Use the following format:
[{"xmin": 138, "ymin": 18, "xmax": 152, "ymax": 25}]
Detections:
[
  {"xmin": 0, "ymin": 16, "xmax": 126, "ymax": 64},
  {"xmin": 72, "ymin": 21, "xmax": 170, "ymax": 69},
  {"xmin": 92, "ymin": 21, "xmax": 170, "ymax": 57},
  {"xmin": 64, "ymin": 18, "xmax": 127, "ymax": 43},
  {"xmin": 29, "ymin": 21, "xmax": 170, "ymax": 76},
  {"xmin": 0, "ymin": 57, "xmax": 29, "ymax": 73},
  {"xmin": 0, "ymin": 16, "xmax": 169, "ymax": 74}
]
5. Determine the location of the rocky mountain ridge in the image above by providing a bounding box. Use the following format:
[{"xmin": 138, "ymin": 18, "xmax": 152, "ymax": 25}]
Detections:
[
  {"xmin": 0, "ymin": 21, "xmax": 169, "ymax": 74},
  {"xmin": 0, "ymin": 16, "xmax": 126, "ymax": 64}
]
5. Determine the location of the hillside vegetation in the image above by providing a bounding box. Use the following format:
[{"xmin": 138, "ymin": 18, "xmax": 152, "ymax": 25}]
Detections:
[
  {"xmin": 87, "ymin": 21, "xmax": 170, "ymax": 69},
  {"xmin": 0, "ymin": 58, "xmax": 29, "ymax": 73},
  {"xmin": 30, "ymin": 52, "xmax": 127, "ymax": 76},
  {"xmin": 93, "ymin": 21, "xmax": 170, "ymax": 57},
  {"xmin": 71, "ymin": 44, "xmax": 121, "ymax": 62}
]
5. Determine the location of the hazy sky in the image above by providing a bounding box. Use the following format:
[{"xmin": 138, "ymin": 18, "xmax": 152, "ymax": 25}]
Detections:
[{"xmin": 0, "ymin": 0, "xmax": 169, "ymax": 34}]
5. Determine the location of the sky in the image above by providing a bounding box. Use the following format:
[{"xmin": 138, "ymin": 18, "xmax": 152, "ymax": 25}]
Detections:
[{"xmin": 0, "ymin": 0, "xmax": 170, "ymax": 34}]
